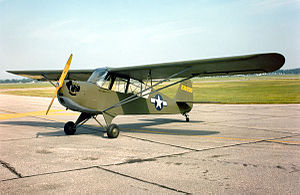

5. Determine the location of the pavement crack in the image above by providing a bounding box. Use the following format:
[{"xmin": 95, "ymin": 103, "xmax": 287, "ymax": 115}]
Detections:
[
  {"xmin": 0, "ymin": 163, "xmax": 191, "ymax": 194},
  {"xmin": 104, "ymin": 137, "xmax": 291, "ymax": 167},
  {"xmin": 103, "ymin": 151, "xmax": 192, "ymax": 167},
  {"xmin": 122, "ymin": 134, "xmax": 198, "ymax": 151},
  {"xmin": 97, "ymin": 166, "xmax": 191, "ymax": 194},
  {"xmin": 216, "ymin": 123, "xmax": 299, "ymax": 135},
  {"xmin": 0, "ymin": 159, "xmax": 22, "ymax": 178},
  {"xmin": 0, "ymin": 166, "xmax": 98, "ymax": 182},
  {"xmin": 111, "ymin": 135, "xmax": 300, "ymax": 167},
  {"xmin": 263, "ymin": 134, "xmax": 300, "ymax": 145}
]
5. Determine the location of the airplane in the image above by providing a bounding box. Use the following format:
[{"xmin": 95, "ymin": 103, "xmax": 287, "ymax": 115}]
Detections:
[{"xmin": 7, "ymin": 53, "xmax": 285, "ymax": 138}]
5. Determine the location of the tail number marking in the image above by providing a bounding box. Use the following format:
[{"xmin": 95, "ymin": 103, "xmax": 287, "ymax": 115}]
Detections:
[{"xmin": 181, "ymin": 85, "xmax": 192, "ymax": 93}]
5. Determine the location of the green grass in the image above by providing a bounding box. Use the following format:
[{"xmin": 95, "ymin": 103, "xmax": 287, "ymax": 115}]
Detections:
[
  {"xmin": 160, "ymin": 76, "xmax": 300, "ymax": 104},
  {"xmin": 1, "ymin": 76, "xmax": 300, "ymax": 103},
  {"xmin": 0, "ymin": 82, "xmax": 52, "ymax": 89},
  {"xmin": 1, "ymin": 88, "xmax": 55, "ymax": 97}
]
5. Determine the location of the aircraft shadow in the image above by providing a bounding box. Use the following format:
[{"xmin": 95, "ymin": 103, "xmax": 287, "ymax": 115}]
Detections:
[
  {"xmin": 0, "ymin": 117, "xmax": 219, "ymax": 137},
  {"xmin": 119, "ymin": 118, "xmax": 219, "ymax": 136},
  {"xmin": 0, "ymin": 121, "xmax": 106, "ymax": 138}
]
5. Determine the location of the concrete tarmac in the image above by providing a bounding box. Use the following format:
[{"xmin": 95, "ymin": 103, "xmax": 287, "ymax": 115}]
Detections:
[{"xmin": 0, "ymin": 94, "xmax": 299, "ymax": 194}]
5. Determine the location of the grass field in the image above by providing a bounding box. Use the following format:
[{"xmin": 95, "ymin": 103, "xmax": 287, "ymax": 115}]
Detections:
[
  {"xmin": 160, "ymin": 78, "xmax": 300, "ymax": 104},
  {"xmin": 0, "ymin": 82, "xmax": 51, "ymax": 89},
  {"xmin": 1, "ymin": 88, "xmax": 55, "ymax": 97},
  {"xmin": 1, "ymin": 75, "xmax": 300, "ymax": 104}
]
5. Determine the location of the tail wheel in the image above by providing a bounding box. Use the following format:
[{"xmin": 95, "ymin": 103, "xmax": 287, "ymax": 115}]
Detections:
[
  {"xmin": 183, "ymin": 113, "xmax": 190, "ymax": 122},
  {"xmin": 64, "ymin": 121, "xmax": 76, "ymax": 135},
  {"xmin": 107, "ymin": 124, "xmax": 120, "ymax": 138}
]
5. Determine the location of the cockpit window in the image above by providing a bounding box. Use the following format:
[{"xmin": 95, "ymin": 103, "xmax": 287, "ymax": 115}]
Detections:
[
  {"xmin": 88, "ymin": 68, "xmax": 150, "ymax": 98},
  {"xmin": 111, "ymin": 77, "xmax": 128, "ymax": 93},
  {"xmin": 87, "ymin": 68, "xmax": 109, "ymax": 88}
]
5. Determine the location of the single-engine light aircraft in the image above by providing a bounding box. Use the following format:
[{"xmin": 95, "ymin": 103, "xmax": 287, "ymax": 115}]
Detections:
[{"xmin": 7, "ymin": 53, "xmax": 285, "ymax": 138}]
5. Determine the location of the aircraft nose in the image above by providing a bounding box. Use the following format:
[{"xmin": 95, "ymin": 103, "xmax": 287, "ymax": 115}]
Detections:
[{"xmin": 57, "ymin": 87, "xmax": 64, "ymax": 97}]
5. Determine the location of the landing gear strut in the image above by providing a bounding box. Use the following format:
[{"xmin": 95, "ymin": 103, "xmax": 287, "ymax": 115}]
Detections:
[
  {"xmin": 93, "ymin": 116, "xmax": 119, "ymax": 139},
  {"xmin": 63, "ymin": 112, "xmax": 120, "ymax": 138},
  {"xmin": 183, "ymin": 113, "xmax": 190, "ymax": 122}
]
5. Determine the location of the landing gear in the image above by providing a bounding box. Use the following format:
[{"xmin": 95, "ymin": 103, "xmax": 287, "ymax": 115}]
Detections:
[
  {"xmin": 183, "ymin": 113, "xmax": 190, "ymax": 122},
  {"xmin": 92, "ymin": 116, "xmax": 119, "ymax": 139},
  {"xmin": 63, "ymin": 112, "xmax": 120, "ymax": 138},
  {"xmin": 107, "ymin": 124, "xmax": 120, "ymax": 138},
  {"xmin": 64, "ymin": 121, "xmax": 76, "ymax": 135},
  {"xmin": 63, "ymin": 113, "xmax": 92, "ymax": 135},
  {"xmin": 186, "ymin": 117, "xmax": 190, "ymax": 122}
]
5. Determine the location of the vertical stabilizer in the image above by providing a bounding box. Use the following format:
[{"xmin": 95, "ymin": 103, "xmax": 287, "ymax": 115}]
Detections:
[
  {"xmin": 175, "ymin": 80, "xmax": 193, "ymax": 114},
  {"xmin": 175, "ymin": 80, "xmax": 193, "ymax": 102}
]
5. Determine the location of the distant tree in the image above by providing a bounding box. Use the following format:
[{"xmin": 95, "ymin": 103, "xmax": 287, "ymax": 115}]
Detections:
[
  {"xmin": 0, "ymin": 78, "xmax": 34, "ymax": 83},
  {"xmin": 273, "ymin": 68, "xmax": 300, "ymax": 74}
]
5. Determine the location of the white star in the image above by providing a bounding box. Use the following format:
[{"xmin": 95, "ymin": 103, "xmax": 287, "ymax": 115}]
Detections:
[
  {"xmin": 155, "ymin": 95, "xmax": 163, "ymax": 109},
  {"xmin": 150, "ymin": 94, "xmax": 167, "ymax": 111}
]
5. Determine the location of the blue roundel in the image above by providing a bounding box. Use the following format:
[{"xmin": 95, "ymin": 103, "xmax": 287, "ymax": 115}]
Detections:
[{"xmin": 150, "ymin": 94, "xmax": 167, "ymax": 111}]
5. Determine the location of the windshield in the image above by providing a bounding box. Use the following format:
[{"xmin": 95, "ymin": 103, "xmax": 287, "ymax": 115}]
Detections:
[{"xmin": 87, "ymin": 68, "xmax": 109, "ymax": 88}]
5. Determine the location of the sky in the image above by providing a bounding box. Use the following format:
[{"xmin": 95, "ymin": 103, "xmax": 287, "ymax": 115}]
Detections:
[{"xmin": 0, "ymin": 0, "xmax": 299, "ymax": 79}]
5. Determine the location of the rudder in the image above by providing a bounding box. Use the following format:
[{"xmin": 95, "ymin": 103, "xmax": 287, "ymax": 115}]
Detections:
[
  {"xmin": 175, "ymin": 80, "xmax": 193, "ymax": 114},
  {"xmin": 175, "ymin": 80, "xmax": 193, "ymax": 102}
]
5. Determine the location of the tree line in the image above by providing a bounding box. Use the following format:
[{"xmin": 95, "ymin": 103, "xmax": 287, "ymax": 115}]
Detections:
[{"xmin": 1, "ymin": 68, "xmax": 300, "ymax": 83}]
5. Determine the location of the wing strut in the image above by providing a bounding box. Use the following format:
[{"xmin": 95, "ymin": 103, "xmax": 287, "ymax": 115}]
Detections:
[
  {"xmin": 102, "ymin": 70, "xmax": 197, "ymax": 113},
  {"xmin": 41, "ymin": 73, "xmax": 57, "ymax": 87},
  {"xmin": 102, "ymin": 67, "xmax": 191, "ymax": 112},
  {"xmin": 102, "ymin": 67, "xmax": 192, "ymax": 113}
]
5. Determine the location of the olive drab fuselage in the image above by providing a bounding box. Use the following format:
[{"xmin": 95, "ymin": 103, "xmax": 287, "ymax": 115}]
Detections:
[{"xmin": 57, "ymin": 80, "xmax": 192, "ymax": 119}]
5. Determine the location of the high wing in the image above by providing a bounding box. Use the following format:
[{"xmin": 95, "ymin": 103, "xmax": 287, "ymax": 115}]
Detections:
[
  {"xmin": 7, "ymin": 53, "xmax": 284, "ymax": 81},
  {"xmin": 6, "ymin": 69, "xmax": 95, "ymax": 81},
  {"xmin": 108, "ymin": 53, "xmax": 284, "ymax": 81}
]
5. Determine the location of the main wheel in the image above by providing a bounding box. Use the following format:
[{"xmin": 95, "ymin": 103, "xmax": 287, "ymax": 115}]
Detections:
[
  {"xmin": 186, "ymin": 117, "xmax": 190, "ymax": 122},
  {"xmin": 107, "ymin": 124, "xmax": 120, "ymax": 138},
  {"xmin": 64, "ymin": 121, "xmax": 76, "ymax": 135}
]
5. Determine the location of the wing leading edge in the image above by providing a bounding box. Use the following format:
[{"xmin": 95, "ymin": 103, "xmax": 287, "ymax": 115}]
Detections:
[
  {"xmin": 7, "ymin": 53, "xmax": 284, "ymax": 81},
  {"xmin": 6, "ymin": 69, "xmax": 95, "ymax": 81},
  {"xmin": 108, "ymin": 53, "xmax": 285, "ymax": 81}
]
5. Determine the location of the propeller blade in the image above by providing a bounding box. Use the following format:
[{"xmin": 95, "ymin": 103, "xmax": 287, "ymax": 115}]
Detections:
[
  {"xmin": 46, "ymin": 87, "xmax": 60, "ymax": 115},
  {"xmin": 46, "ymin": 54, "xmax": 73, "ymax": 115},
  {"xmin": 58, "ymin": 54, "xmax": 73, "ymax": 88}
]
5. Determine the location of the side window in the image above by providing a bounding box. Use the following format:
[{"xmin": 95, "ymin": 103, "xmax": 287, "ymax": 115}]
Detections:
[
  {"xmin": 111, "ymin": 77, "xmax": 128, "ymax": 93},
  {"xmin": 127, "ymin": 79, "xmax": 141, "ymax": 95},
  {"xmin": 109, "ymin": 76, "xmax": 151, "ymax": 99},
  {"xmin": 127, "ymin": 79, "xmax": 151, "ymax": 98}
]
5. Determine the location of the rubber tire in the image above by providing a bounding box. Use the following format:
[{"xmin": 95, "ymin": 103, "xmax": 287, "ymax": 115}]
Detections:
[
  {"xmin": 64, "ymin": 121, "xmax": 76, "ymax": 135},
  {"xmin": 107, "ymin": 124, "xmax": 120, "ymax": 138},
  {"xmin": 186, "ymin": 117, "xmax": 190, "ymax": 122}
]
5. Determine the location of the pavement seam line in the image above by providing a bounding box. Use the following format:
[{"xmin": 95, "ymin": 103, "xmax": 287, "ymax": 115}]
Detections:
[
  {"xmin": 122, "ymin": 134, "xmax": 199, "ymax": 151},
  {"xmin": 103, "ymin": 151, "xmax": 192, "ymax": 167},
  {"xmin": 104, "ymin": 134, "xmax": 300, "ymax": 167},
  {"xmin": 0, "ymin": 166, "xmax": 99, "ymax": 182},
  {"xmin": 0, "ymin": 163, "xmax": 190, "ymax": 194},
  {"xmin": 216, "ymin": 123, "xmax": 300, "ymax": 135},
  {"xmin": 0, "ymin": 159, "xmax": 22, "ymax": 178},
  {"xmin": 96, "ymin": 166, "xmax": 191, "ymax": 194}
]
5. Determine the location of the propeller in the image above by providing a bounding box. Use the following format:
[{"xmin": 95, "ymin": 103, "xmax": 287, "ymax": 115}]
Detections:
[{"xmin": 46, "ymin": 54, "xmax": 73, "ymax": 115}]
